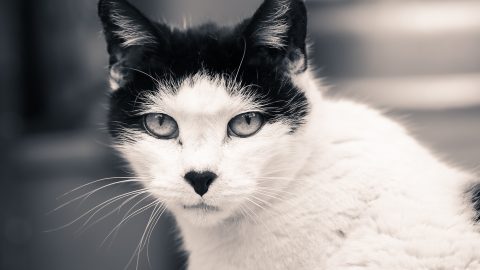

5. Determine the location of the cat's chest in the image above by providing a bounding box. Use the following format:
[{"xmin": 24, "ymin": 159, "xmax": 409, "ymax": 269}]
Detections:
[
  {"xmin": 186, "ymin": 230, "xmax": 322, "ymax": 270},
  {"xmin": 180, "ymin": 214, "xmax": 341, "ymax": 270}
]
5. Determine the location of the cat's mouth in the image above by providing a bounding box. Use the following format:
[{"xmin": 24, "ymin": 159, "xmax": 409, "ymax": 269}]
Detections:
[{"xmin": 183, "ymin": 202, "xmax": 219, "ymax": 212}]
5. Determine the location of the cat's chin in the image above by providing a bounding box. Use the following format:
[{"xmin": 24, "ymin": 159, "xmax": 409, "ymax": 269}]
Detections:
[{"xmin": 170, "ymin": 202, "xmax": 233, "ymax": 227}]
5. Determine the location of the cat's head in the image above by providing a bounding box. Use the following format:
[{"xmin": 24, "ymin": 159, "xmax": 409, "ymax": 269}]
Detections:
[{"xmin": 98, "ymin": 0, "xmax": 312, "ymax": 226}]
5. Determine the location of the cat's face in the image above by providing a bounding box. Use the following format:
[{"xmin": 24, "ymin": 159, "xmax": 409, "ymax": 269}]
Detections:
[{"xmin": 98, "ymin": 0, "xmax": 310, "ymax": 226}]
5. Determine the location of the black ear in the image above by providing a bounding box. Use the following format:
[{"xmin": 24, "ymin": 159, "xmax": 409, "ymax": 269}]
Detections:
[
  {"xmin": 244, "ymin": 0, "xmax": 308, "ymax": 73},
  {"xmin": 98, "ymin": 0, "xmax": 163, "ymax": 48},
  {"xmin": 98, "ymin": 0, "xmax": 169, "ymax": 90}
]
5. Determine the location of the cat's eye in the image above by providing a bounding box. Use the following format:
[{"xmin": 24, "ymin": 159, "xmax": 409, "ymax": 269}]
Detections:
[
  {"xmin": 143, "ymin": 113, "xmax": 179, "ymax": 139},
  {"xmin": 228, "ymin": 112, "xmax": 264, "ymax": 138}
]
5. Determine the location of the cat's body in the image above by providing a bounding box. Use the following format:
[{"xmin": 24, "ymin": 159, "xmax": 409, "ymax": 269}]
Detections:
[
  {"xmin": 177, "ymin": 72, "xmax": 480, "ymax": 270},
  {"xmin": 97, "ymin": 0, "xmax": 480, "ymax": 269}
]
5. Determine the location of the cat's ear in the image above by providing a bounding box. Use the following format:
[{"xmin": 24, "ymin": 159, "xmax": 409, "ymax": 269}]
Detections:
[
  {"xmin": 244, "ymin": 0, "xmax": 308, "ymax": 73},
  {"xmin": 98, "ymin": 0, "xmax": 169, "ymax": 90},
  {"xmin": 98, "ymin": 0, "xmax": 164, "ymax": 48}
]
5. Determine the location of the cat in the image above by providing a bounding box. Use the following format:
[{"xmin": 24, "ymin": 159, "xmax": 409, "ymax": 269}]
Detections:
[{"xmin": 97, "ymin": 0, "xmax": 480, "ymax": 269}]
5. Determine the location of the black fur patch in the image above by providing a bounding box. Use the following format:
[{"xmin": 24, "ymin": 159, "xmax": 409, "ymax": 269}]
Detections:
[
  {"xmin": 469, "ymin": 183, "xmax": 480, "ymax": 223},
  {"xmin": 98, "ymin": 0, "xmax": 309, "ymax": 138}
]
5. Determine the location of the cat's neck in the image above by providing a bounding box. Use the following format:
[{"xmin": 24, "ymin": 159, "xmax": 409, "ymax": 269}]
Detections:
[{"xmin": 175, "ymin": 184, "xmax": 319, "ymax": 266}]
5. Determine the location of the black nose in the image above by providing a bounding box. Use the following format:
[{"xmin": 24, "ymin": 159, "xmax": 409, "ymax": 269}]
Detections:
[{"xmin": 184, "ymin": 171, "xmax": 217, "ymax": 196}]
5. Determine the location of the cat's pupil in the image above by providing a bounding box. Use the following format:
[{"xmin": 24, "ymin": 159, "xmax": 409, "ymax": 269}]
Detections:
[
  {"xmin": 157, "ymin": 115, "xmax": 165, "ymax": 126},
  {"xmin": 245, "ymin": 114, "xmax": 252, "ymax": 125}
]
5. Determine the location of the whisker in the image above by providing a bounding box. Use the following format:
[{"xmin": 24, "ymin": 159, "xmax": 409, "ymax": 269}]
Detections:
[
  {"xmin": 123, "ymin": 201, "xmax": 166, "ymax": 270},
  {"xmin": 57, "ymin": 176, "xmax": 149, "ymax": 200},
  {"xmin": 254, "ymin": 190, "xmax": 284, "ymax": 200},
  {"xmin": 50, "ymin": 179, "xmax": 148, "ymax": 213},
  {"xmin": 245, "ymin": 196, "xmax": 266, "ymax": 211},
  {"xmin": 45, "ymin": 189, "xmax": 147, "ymax": 233},
  {"xmin": 101, "ymin": 200, "xmax": 159, "ymax": 247},
  {"xmin": 132, "ymin": 203, "xmax": 161, "ymax": 270},
  {"xmin": 249, "ymin": 194, "xmax": 271, "ymax": 206},
  {"xmin": 254, "ymin": 189, "xmax": 299, "ymax": 210},
  {"xmin": 255, "ymin": 186, "xmax": 296, "ymax": 196},
  {"xmin": 107, "ymin": 194, "xmax": 154, "ymax": 248},
  {"xmin": 76, "ymin": 189, "xmax": 150, "ymax": 234},
  {"xmin": 233, "ymin": 37, "xmax": 247, "ymax": 83},
  {"xmin": 125, "ymin": 67, "xmax": 161, "ymax": 86},
  {"xmin": 146, "ymin": 204, "xmax": 167, "ymax": 268},
  {"xmin": 255, "ymin": 176, "xmax": 293, "ymax": 181},
  {"xmin": 242, "ymin": 202, "xmax": 260, "ymax": 225},
  {"xmin": 242, "ymin": 199, "xmax": 275, "ymax": 235},
  {"xmin": 240, "ymin": 204, "xmax": 257, "ymax": 225}
]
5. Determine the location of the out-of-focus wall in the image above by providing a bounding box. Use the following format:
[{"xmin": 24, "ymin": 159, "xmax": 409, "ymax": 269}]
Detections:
[
  {"xmin": 309, "ymin": 0, "xmax": 480, "ymax": 110},
  {"xmin": 161, "ymin": 0, "xmax": 261, "ymax": 26}
]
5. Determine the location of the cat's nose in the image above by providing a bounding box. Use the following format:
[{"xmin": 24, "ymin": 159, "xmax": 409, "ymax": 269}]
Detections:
[{"xmin": 184, "ymin": 171, "xmax": 217, "ymax": 196}]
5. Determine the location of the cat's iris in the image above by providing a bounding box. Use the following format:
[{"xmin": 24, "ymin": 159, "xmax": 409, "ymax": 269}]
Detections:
[
  {"xmin": 143, "ymin": 113, "xmax": 179, "ymax": 139},
  {"xmin": 228, "ymin": 112, "xmax": 264, "ymax": 138}
]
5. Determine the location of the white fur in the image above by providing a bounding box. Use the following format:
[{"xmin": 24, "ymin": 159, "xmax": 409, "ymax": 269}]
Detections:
[
  {"xmin": 108, "ymin": 67, "xmax": 122, "ymax": 90},
  {"xmin": 116, "ymin": 70, "xmax": 480, "ymax": 269}
]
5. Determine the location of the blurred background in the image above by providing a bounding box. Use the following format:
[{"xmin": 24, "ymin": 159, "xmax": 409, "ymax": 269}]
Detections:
[{"xmin": 1, "ymin": 0, "xmax": 479, "ymax": 269}]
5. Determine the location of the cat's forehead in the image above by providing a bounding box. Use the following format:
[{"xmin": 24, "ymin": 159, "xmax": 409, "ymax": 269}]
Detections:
[{"xmin": 140, "ymin": 73, "xmax": 259, "ymax": 118}]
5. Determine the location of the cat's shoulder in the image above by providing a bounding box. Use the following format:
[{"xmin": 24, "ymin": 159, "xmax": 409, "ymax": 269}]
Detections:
[
  {"xmin": 321, "ymin": 98, "xmax": 392, "ymax": 124},
  {"xmin": 315, "ymin": 97, "xmax": 409, "ymax": 141}
]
